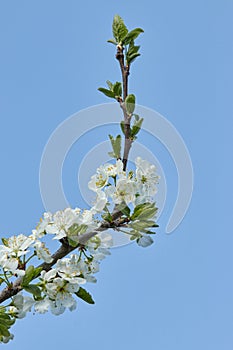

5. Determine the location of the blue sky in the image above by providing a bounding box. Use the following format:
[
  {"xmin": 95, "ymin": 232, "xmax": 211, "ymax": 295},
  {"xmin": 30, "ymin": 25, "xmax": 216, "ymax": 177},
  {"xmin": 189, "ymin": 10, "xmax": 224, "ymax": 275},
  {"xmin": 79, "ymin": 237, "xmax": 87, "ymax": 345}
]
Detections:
[{"xmin": 0, "ymin": 1, "xmax": 232, "ymax": 349}]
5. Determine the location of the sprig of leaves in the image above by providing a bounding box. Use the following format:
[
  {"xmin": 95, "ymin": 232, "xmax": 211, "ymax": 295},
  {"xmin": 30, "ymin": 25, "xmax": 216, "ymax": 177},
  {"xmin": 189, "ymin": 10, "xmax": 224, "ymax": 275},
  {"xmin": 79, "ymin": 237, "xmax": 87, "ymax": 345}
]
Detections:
[
  {"xmin": 127, "ymin": 203, "xmax": 159, "ymax": 247},
  {"xmin": 107, "ymin": 15, "xmax": 144, "ymax": 67},
  {"xmin": 98, "ymin": 81, "xmax": 122, "ymax": 100},
  {"xmin": 0, "ymin": 309, "xmax": 15, "ymax": 343}
]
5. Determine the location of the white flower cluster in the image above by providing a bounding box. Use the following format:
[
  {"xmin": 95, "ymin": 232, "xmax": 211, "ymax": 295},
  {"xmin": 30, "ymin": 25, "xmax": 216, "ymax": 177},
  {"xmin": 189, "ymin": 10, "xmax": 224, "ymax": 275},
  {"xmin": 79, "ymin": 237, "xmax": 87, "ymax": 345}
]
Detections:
[
  {"xmin": 35, "ymin": 207, "xmax": 99, "ymax": 240},
  {"xmin": 0, "ymin": 157, "xmax": 159, "ymax": 343},
  {"xmin": 88, "ymin": 157, "xmax": 159, "ymax": 210},
  {"xmin": 2, "ymin": 231, "xmax": 112, "ymax": 320}
]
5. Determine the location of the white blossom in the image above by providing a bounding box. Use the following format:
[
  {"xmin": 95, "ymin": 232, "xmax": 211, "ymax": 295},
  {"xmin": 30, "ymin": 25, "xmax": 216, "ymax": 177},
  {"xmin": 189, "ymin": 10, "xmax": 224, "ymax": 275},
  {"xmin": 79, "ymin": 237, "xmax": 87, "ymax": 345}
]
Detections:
[
  {"xmin": 3, "ymin": 234, "xmax": 34, "ymax": 258},
  {"xmin": 87, "ymin": 232, "xmax": 113, "ymax": 261},
  {"xmin": 33, "ymin": 241, "xmax": 53, "ymax": 263},
  {"xmin": 43, "ymin": 277, "xmax": 79, "ymax": 315},
  {"xmin": 46, "ymin": 208, "xmax": 80, "ymax": 240},
  {"xmin": 91, "ymin": 190, "xmax": 108, "ymax": 213},
  {"xmin": 10, "ymin": 294, "xmax": 34, "ymax": 319},
  {"xmin": 135, "ymin": 157, "xmax": 159, "ymax": 197},
  {"xmin": 106, "ymin": 178, "xmax": 137, "ymax": 205},
  {"xmin": 55, "ymin": 256, "xmax": 86, "ymax": 285},
  {"xmin": 34, "ymin": 212, "xmax": 53, "ymax": 238},
  {"xmin": 103, "ymin": 159, "xmax": 124, "ymax": 177},
  {"xmin": 88, "ymin": 167, "xmax": 109, "ymax": 192},
  {"xmin": 34, "ymin": 298, "xmax": 50, "ymax": 314}
]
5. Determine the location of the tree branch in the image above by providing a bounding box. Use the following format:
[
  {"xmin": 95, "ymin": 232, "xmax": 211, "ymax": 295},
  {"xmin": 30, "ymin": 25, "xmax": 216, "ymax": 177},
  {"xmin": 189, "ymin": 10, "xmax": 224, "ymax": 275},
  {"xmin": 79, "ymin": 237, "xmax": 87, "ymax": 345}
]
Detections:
[
  {"xmin": 0, "ymin": 211, "xmax": 126, "ymax": 304},
  {"xmin": 116, "ymin": 45, "xmax": 132, "ymax": 171}
]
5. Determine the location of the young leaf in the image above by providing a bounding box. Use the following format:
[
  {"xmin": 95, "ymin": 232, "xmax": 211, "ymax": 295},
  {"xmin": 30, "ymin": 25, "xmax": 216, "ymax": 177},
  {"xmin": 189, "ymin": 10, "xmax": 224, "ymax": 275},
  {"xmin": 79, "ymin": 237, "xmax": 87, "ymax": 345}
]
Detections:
[
  {"xmin": 131, "ymin": 117, "xmax": 144, "ymax": 137},
  {"xmin": 127, "ymin": 53, "xmax": 141, "ymax": 65},
  {"xmin": 22, "ymin": 266, "xmax": 35, "ymax": 287},
  {"xmin": 106, "ymin": 80, "xmax": 113, "ymax": 90},
  {"xmin": 131, "ymin": 202, "xmax": 155, "ymax": 220},
  {"xmin": 115, "ymin": 202, "xmax": 131, "ymax": 217},
  {"xmin": 120, "ymin": 120, "xmax": 126, "ymax": 135},
  {"xmin": 101, "ymin": 212, "xmax": 113, "ymax": 223},
  {"xmin": 136, "ymin": 207, "xmax": 158, "ymax": 220},
  {"xmin": 98, "ymin": 88, "xmax": 115, "ymax": 99},
  {"xmin": 107, "ymin": 38, "xmax": 117, "ymax": 45},
  {"xmin": 1, "ymin": 238, "xmax": 8, "ymax": 247},
  {"xmin": 129, "ymin": 220, "xmax": 157, "ymax": 231},
  {"xmin": 108, "ymin": 151, "xmax": 115, "ymax": 158},
  {"xmin": 133, "ymin": 114, "xmax": 140, "ymax": 121},
  {"xmin": 0, "ymin": 312, "xmax": 15, "ymax": 329},
  {"xmin": 112, "ymin": 15, "xmax": 128, "ymax": 43},
  {"xmin": 0, "ymin": 324, "xmax": 10, "ymax": 338},
  {"xmin": 75, "ymin": 287, "xmax": 95, "ymax": 304},
  {"xmin": 125, "ymin": 94, "xmax": 136, "ymax": 115},
  {"xmin": 109, "ymin": 134, "xmax": 121, "ymax": 159},
  {"xmin": 24, "ymin": 284, "xmax": 41, "ymax": 298},
  {"xmin": 122, "ymin": 28, "xmax": 144, "ymax": 45},
  {"xmin": 113, "ymin": 81, "xmax": 122, "ymax": 97},
  {"xmin": 127, "ymin": 44, "xmax": 140, "ymax": 56}
]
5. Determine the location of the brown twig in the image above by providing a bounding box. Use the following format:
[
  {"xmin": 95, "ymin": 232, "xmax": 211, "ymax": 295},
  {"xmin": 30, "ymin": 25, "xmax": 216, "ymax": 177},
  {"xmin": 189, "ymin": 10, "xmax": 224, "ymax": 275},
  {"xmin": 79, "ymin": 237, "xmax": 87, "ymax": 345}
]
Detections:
[{"xmin": 116, "ymin": 45, "xmax": 132, "ymax": 171}]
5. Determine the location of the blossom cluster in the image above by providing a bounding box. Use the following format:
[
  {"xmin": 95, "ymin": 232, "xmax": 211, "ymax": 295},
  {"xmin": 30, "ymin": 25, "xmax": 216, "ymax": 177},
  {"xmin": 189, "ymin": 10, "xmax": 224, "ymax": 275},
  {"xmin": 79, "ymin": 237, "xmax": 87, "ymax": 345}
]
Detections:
[
  {"xmin": 89, "ymin": 157, "xmax": 159, "ymax": 211},
  {"xmin": 0, "ymin": 157, "xmax": 159, "ymax": 343}
]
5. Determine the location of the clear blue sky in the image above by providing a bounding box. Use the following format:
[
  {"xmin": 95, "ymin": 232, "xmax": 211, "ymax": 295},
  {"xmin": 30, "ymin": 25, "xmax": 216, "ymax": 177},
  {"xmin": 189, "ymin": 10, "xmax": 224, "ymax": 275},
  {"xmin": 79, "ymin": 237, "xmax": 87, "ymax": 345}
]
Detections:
[{"xmin": 0, "ymin": 1, "xmax": 232, "ymax": 349}]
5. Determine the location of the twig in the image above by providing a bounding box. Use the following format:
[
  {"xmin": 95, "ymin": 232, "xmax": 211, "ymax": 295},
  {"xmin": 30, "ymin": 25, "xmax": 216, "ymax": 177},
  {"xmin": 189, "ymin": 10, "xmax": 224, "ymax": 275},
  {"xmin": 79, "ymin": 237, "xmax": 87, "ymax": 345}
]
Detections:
[{"xmin": 116, "ymin": 45, "xmax": 132, "ymax": 171}]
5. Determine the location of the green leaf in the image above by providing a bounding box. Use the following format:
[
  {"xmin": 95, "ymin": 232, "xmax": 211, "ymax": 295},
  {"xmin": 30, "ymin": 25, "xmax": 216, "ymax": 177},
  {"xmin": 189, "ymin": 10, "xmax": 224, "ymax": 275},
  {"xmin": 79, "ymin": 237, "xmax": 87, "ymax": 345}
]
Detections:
[
  {"xmin": 127, "ymin": 44, "xmax": 140, "ymax": 56},
  {"xmin": 131, "ymin": 202, "xmax": 156, "ymax": 220},
  {"xmin": 75, "ymin": 287, "xmax": 95, "ymax": 304},
  {"xmin": 120, "ymin": 120, "xmax": 126, "ymax": 135},
  {"xmin": 0, "ymin": 317, "xmax": 15, "ymax": 327},
  {"xmin": 22, "ymin": 266, "xmax": 35, "ymax": 287},
  {"xmin": 122, "ymin": 28, "xmax": 144, "ymax": 45},
  {"xmin": 68, "ymin": 223, "xmax": 87, "ymax": 236},
  {"xmin": 101, "ymin": 212, "xmax": 113, "ymax": 223},
  {"xmin": 106, "ymin": 80, "xmax": 113, "ymax": 90},
  {"xmin": 108, "ymin": 151, "xmax": 115, "ymax": 158},
  {"xmin": 113, "ymin": 81, "xmax": 122, "ymax": 97},
  {"xmin": 33, "ymin": 267, "xmax": 43, "ymax": 280},
  {"xmin": 107, "ymin": 38, "xmax": 117, "ymax": 45},
  {"xmin": 136, "ymin": 207, "xmax": 158, "ymax": 220},
  {"xmin": 0, "ymin": 324, "xmax": 10, "ymax": 338},
  {"xmin": 1, "ymin": 238, "xmax": 8, "ymax": 247},
  {"xmin": 24, "ymin": 284, "xmax": 41, "ymax": 298},
  {"xmin": 109, "ymin": 134, "xmax": 121, "ymax": 159},
  {"xmin": 67, "ymin": 237, "xmax": 79, "ymax": 247},
  {"xmin": 98, "ymin": 87, "xmax": 115, "ymax": 99},
  {"xmin": 127, "ymin": 52, "xmax": 141, "ymax": 65},
  {"xmin": 129, "ymin": 220, "xmax": 157, "ymax": 231},
  {"xmin": 125, "ymin": 94, "xmax": 136, "ymax": 115},
  {"xmin": 131, "ymin": 117, "xmax": 144, "ymax": 137},
  {"xmin": 115, "ymin": 202, "xmax": 131, "ymax": 217},
  {"xmin": 112, "ymin": 15, "xmax": 128, "ymax": 43}
]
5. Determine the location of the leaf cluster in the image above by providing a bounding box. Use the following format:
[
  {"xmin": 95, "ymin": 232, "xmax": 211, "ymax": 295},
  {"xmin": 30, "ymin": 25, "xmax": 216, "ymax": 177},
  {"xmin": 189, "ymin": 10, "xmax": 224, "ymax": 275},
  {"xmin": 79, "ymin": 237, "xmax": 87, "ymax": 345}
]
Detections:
[
  {"xmin": 128, "ymin": 203, "xmax": 159, "ymax": 244},
  {"xmin": 98, "ymin": 80, "xmax": 122, "ymax": 100},
  {"xmin": 120, "ymin": 114, "xmax": 144, "ymax": 140},
  {"xmin": 0, "ymin": 309, "xmax": 15, "ymax": 342},
  {"xmin": 107, "ymin": 15, "xmax": 144, "ymax": 66}
]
